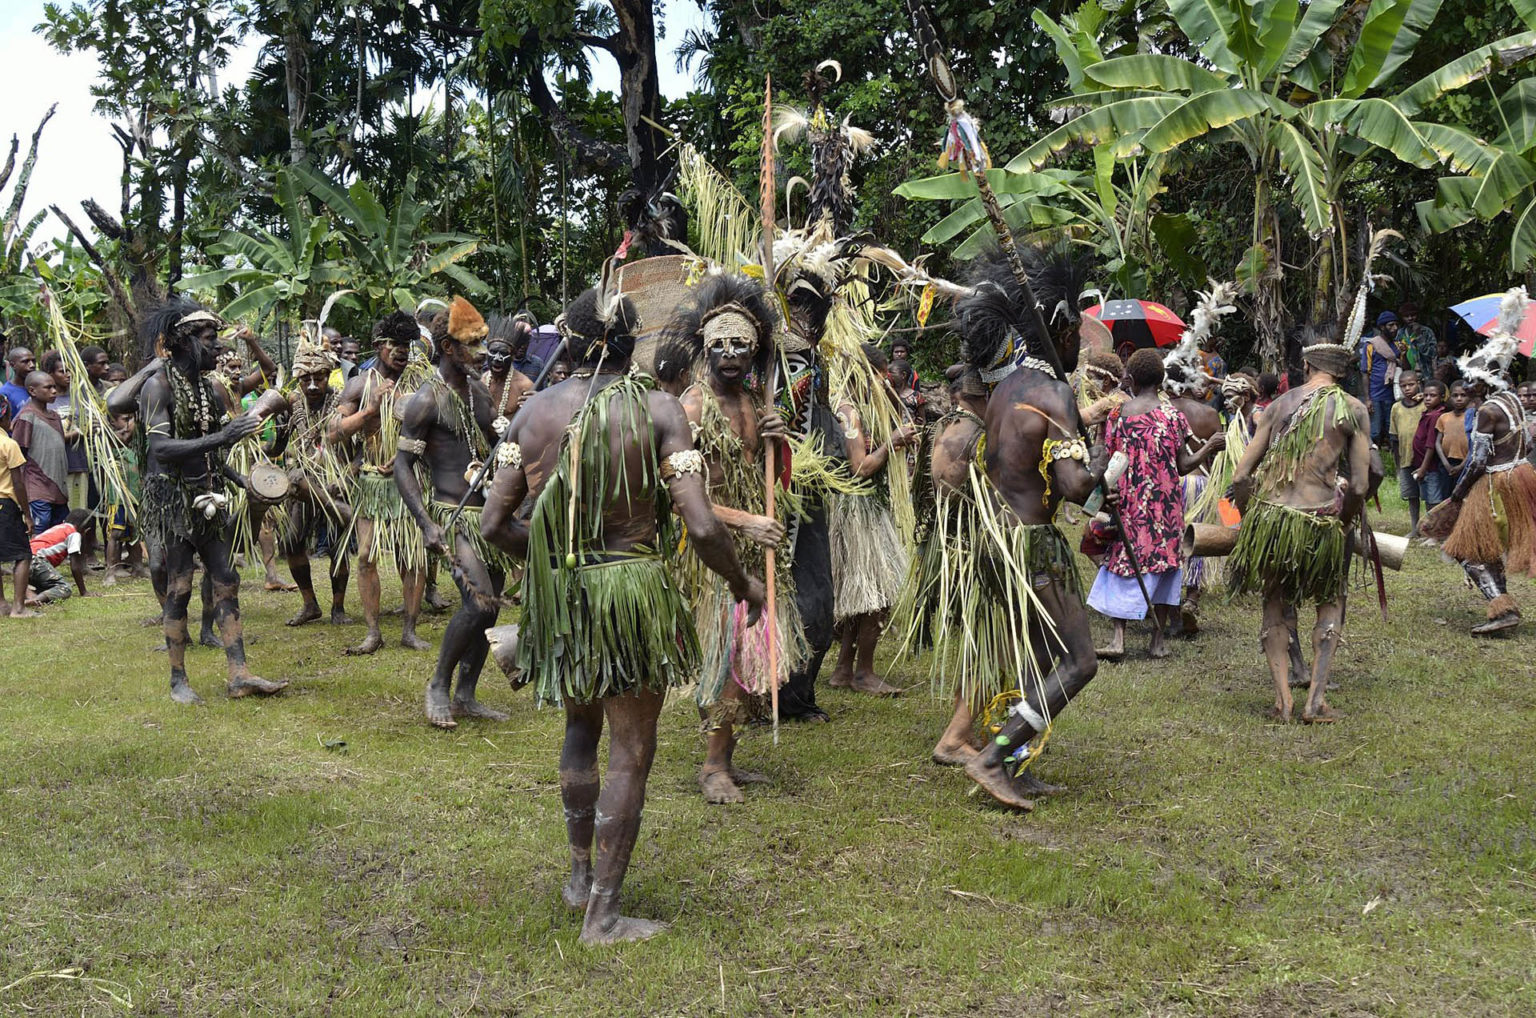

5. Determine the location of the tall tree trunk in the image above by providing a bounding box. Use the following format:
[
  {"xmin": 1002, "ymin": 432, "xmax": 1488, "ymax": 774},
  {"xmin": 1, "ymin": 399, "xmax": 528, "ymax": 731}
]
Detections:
[
  {"xmin": 609, "ymin": 0, "xmax": 669, "ymax": 212},
  {"xmin": 284, "ymin": 12, "xmax": 310, "ymax": 165}
]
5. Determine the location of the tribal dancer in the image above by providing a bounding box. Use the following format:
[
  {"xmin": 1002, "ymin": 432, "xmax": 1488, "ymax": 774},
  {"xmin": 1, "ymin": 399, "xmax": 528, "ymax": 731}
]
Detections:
[
  {"xmin": 1422, "ymin": 287, "xmax": 1536, "ymax": 635},
  {"xmin": 330, "ymin": 312, "xmax": 430, "ymax": 655},
  {"xmin": 397, "ymin": 297, "xmax": 511, "ymax": 728},
  {"xmin": 212, "ymin": 330, "xmax": 292, "ymax": 594},
  {"xmin": 955, "ymin": 243, "xmax": 1108, "ymax": 810},
  {"xmin": 1227, "ymin": 329, "xmax": 1370, "ymax": 722},
  {"xmin": 671, "ymin": 274, "xmax": 803, "ymax": 804},
  {"xmin": 268, "ymin": 336, "xmax": 351, "ymax": 627},
  {"xmin": 827, "ymin": 343, "xmax": 916, "ymax": 695},
  {"xmin": 901, "ymin": 365, "xmax": 993, "ymax": 765},
  {"xmin": 483, "ymin": 315, "xmax": 536, "ymax": 435},
  {"xmin": 480, "ymin": 284, "xmax": 763, "ymax": 943},
  {"xmin": 133, "ymin": 298, "xmax": 286, "ymax": 703}
]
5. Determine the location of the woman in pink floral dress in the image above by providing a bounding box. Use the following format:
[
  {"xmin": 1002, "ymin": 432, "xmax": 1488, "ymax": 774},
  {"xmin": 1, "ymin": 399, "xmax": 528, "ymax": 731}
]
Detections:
[{"xmin": 1089, "ymin": 349, "xmax": 1225, "ymax": 659}]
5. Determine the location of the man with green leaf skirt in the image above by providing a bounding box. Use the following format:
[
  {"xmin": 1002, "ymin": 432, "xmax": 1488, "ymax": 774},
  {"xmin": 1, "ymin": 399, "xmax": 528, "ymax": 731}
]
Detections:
[
  {"xmin": 1227, "ymin": 330, "xmax": 1371, "ymax": 724},
  {"xmin": 480, "ymin": 284, "xmax": 764, "ymax": 943},
  {"xmin": 266, "ymin": 336, "xmax": 351, "ymax": 629},
  {"xmin": 329, "ymin": 312, "xmax": 429, "ymax": 655}
]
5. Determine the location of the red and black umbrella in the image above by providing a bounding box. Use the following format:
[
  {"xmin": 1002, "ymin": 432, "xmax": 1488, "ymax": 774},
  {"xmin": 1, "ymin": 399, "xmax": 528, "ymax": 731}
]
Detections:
[{"xmin": 1083, "ymin": 299, "xmax": 1187, "ymax": 352}]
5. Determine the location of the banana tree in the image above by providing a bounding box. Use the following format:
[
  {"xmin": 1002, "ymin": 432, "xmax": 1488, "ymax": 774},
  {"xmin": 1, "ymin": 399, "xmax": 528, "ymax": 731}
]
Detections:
[
  {"xmin": 1414, "ymin": 49, "xmax": 1536, "ymax": 270},
  {"xmin": 1005, "ymin": 0, "xmax": 1536, "ymax": 364},
  {"xmin": 180, "ymin": 167, "xmax": 346, "ymax": 336},
  {"xmin": 893, "ymin": 153, "xmax": 1176, "ymax": 297},
  {"xmin": 288, "ymin": 164, "xmax": 490, "ymax": 316}
]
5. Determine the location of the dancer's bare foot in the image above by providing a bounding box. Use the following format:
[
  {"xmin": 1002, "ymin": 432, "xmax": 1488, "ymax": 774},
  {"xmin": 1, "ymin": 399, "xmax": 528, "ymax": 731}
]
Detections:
[
  {"xmin": 1265, "ymin": 703, "xmax": 1293, "ymax": 723},
  {"xmin": 932, "ymin": 741, "xmax": 978, "ymax": 766},
  {"xmin": 170, "ymin": 678, "xmax": 203, "ymax": 705},
  {"xmin": 264, "ymin": 579, "xmax": 298, "ymax": 592},
  {"xmin": 451, "ymin": 697, "xmax": 509, "ymax": 722},
  {"xmin": 346, "ymin": 632, "xmax": 383, "ymax": 656},
  {"xmin": 400, "ymin": 632, "xmax": 431, "ymax": 651},
  {"xmin": 699, "ymin": 768, "xmax": 744, "ymax": 804},
  {"xmin": 424, "ymin": 588, "xmax": 451, "ymax": 613},
  {"xmin": 964, "ymin": 756, "xmax": 1036, "ymax": 812},
  {"xmin": 848, "ymin": 670, "xmax": 901, "ymax": 696},
  {"xmin": 227, "ymin": 675, "xmax": 288, "ymax": 698},
  {"xmin": 580, "ymin": 915, "xmax": 667, "ymax": 945},
  {"xmin": 329, "ymin": 610, "xmax": 354, "ymax": 626},
  {"xmin": 199, "ymin": 629, "xmax": 222, "ymax": 649},
  {"xmin": 827, "ymin": 666, "xmax": 852, "ymax": 689},
  {"xmin": 1301, "ymin": 703, "xmax": 1341, "ymax": 724},
  {"xmin": 141, "ymin": 614, "xmax": 164, "ymax": 628},
  {"xmin": 7, "ymin": 607, "xmax": 42, "ymax": 619},
  {"xmin": 1095, "ymin": 645, "xmax": 1125, "ymax": 662},
  {"xmin": 1472, "ymin": 612, "xmax": 1520, "ymax": 636},
  {"xmin": 1148, "ymin": 638, "xmax": 1170, "ymax": 659},
  {"xmin": 562, "ymin": 879, "xmax": 591, "ymax": 912},
  {"xmin": 285, "ymin": 604, "xmax": 322, "ymax": 627},
  {"xmin": 425, "ymin": 687, "xmax": 457, "ymax": 729}
]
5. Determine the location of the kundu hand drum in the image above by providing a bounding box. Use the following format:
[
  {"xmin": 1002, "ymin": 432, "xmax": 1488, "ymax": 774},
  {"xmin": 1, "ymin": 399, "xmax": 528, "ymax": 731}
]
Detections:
[{"xmin": 247, "ymin": 462, "xmax": 291, "ymax": 505}]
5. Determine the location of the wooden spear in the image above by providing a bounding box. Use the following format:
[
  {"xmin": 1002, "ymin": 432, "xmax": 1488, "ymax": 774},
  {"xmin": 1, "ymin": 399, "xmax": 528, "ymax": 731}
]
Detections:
[{"xmin": 759, "ymin": 75, "xmax": 781, "ymax": 745}]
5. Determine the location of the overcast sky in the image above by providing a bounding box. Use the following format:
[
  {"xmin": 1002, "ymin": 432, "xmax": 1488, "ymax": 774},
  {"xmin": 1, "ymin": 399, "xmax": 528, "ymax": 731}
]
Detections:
[{"xmin": 0, "ymin": 0, "xmax": 707, "ymax": 249}]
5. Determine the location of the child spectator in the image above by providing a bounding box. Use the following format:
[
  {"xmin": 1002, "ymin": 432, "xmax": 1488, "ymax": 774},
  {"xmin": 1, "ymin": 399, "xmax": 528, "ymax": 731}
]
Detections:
[
  {"xmin": 1256, "ymin": 371, "xmax": 1280, "ymax": 413},
  {"xmin": 0, "ymin": 399, "xmax": 39, "ymax": 617},
  {"xmin": 102, "ymin": 409, "xmax": 145, "ymax": 585},
  {"xmin": 1411, "ymin": 380, "xmax": 1450, "ymax": 512},
  {"xmin": 1435, "ymin": 381, "xmax": 1470, "ymax": 482},
  {"xmin": 888, "ymin": 357, "xmax": 927, "ymax": 425},
  {"xmin": 102, "ymin": 363, "xmax": 128, "ymax": 392},
  {"xmin": 28, "ymin": 507, "xmax": 93, "ymax": 603},
  {"xmin": 1388, "ymin": 371, "xmax": 1424, "ymax": 533},
  {"xmin": 10, "ymin": 371, "xmax": 71, "ymax": 531}
]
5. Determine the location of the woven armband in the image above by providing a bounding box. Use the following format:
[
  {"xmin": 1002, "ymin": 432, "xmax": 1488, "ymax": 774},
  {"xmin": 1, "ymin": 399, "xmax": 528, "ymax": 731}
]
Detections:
[
  {"xmin": 397, "ymin": 436, "xmax": 427, "ymax": 456},
  {"xmin": 662, "ymin": 449, "xmax": 705, "ymax": 481},
  {"xmin": 496, "ymin": 441, "xmax": 522, "ymax": 470}
]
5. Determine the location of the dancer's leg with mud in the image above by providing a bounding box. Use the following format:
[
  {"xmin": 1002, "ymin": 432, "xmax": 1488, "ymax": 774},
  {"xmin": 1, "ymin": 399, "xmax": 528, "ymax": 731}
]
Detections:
[
  {"xmin": 424, "ymin": 530, "xmax": 504, "ymax": 727},
  {"xmin": 560, "ymin": 698, "xmax": 603, "ymax": 910},
  {"xmin": 201, "ymin": 532, "xmax": 286, "ymax": 697},
  {"xmin": 582, "ymin": 686, "xmax": 668, "ymax": 945}
]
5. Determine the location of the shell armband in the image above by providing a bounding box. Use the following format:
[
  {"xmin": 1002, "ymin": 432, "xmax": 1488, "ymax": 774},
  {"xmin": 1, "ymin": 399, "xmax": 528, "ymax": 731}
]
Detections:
[
  {"xmin": 496, "ymin": 441, "xmax": 523, "ymax": 470},
  {"xmin": 397, "ymin": 436, "xmax": 427, "ymax": 456},
  {"xmin": 663, "ymin": 449, "xmax": 706, "ymax": 481}
]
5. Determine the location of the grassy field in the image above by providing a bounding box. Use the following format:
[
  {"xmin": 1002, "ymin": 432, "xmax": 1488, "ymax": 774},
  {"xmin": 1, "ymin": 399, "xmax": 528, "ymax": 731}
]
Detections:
[{"xmin": 2, "ymin": 493, "xmax": 1534, "ymax": 1017}]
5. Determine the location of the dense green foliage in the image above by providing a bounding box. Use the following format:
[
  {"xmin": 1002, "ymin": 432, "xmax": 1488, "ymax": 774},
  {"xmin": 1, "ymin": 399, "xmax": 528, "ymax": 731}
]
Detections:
[{"xmin": 0, "ymin": 0, "xmax": 1533, "ymax": 372}]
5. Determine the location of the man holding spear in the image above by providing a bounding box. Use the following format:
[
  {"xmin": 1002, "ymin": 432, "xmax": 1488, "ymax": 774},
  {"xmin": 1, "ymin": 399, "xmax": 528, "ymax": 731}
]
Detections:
[{"xmin": 671, "ymin": 273, "xmax": 800, "ymax": 804}]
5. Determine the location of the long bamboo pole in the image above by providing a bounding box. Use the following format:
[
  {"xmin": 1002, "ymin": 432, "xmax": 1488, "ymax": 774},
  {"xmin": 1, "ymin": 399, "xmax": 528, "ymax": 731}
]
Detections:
[{"xmin": 759, "ymin": 75, "xmax": 781, "ymax": 745}]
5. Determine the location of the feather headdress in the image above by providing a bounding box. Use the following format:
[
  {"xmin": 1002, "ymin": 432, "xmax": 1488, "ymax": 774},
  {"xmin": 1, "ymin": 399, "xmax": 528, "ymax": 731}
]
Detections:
[
  {"xmin": 1164, "ymin": 280, "xmax": 1239, "ymax": 396},
  {"xmin": 1340, "ymin": 229, "xmax": 1401, "ymax": 354},
  {"xmin": 956, "ymin": 239, "xmax": 1096, "ymax": 382},
  {"xmin": 663, "ymin": 272, "xmax": 780, "ymax": 380},
  {"xmin": 1459, "ymin": 286, "xmax": 1528, "ymax": 391},
  {"xmin": 772, "ymin": 61, "xmax": 878, "ymax": 238}
]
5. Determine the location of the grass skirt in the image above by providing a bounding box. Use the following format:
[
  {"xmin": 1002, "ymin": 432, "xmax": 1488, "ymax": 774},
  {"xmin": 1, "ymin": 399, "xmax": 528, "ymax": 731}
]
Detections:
[
  {"xmin": 141, "ymin": 474, "xmax": 230, "ymax": 547},
  {"xmin": 830, "ymin": 491, "xmax": 909, "ymax": 621},
  {"xmin": 898, "ymin": 485, "xmax": 1078, "ymax": 713},
  {"xmin": 1429, "ymin": 463, "xmax": 1536, "ymax": 574},
  {"xmin": 1181, "ymin": 473, "xmax": 1208, "ymax": 589},
  {"xmin": 694, "ymin": 570, "xmax": 807, "ymax": 716},
  {"xmin": 1225, "ymin": 499, "xmax": 1347, "ymax": 605},
  {"xmin": 429, "ymin": 501, "xmax": 515, "ymax": 576},
  {"xmin": 347, "ymin": 470, "xmax": 425, "ymax": 573},
  {"xmin": 519, "ymin": 555, "xmax": 700, "ymax": 707}
]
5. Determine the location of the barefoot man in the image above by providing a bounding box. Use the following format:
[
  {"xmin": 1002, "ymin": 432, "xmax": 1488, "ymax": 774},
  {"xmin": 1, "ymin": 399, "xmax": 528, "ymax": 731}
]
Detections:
[
  {"xmin": 268, "ymin": 336, "xmax": 351, "ymax": 628},
  {"xmin": 1227, "ymin": 329, "xmax": 1370, "ymax": 723},
  {"xmin": 956, "ymin": 246, "xmax": 1107, "ymax": 811},
  {"xmin": 903, "ymin": 367, "xmax": 994, "ymax": 766},
  {"xmin": 671, "ymin": 274, "xmax": 801, "ymax": 804},
  {"xmin": 133, "ymin": 298, "xmax": 287, "ymax": 703},
  {"xmin": 396, "ymin": 297, "xmax": 511, "ymax": 728},
  {"xmin": 481, "ymin": 284, "xmax": 764, "ymax": 943},
  {"xmin": 329, "ymin": 312, "xmax": 429, "ymax": 655}
]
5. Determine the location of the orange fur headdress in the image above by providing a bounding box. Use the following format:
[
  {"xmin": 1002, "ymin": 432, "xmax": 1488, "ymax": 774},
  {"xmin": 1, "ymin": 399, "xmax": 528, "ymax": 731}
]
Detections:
[{"xmin": 447, "ymin": 296, "xmax": 488, "ymax": 343}]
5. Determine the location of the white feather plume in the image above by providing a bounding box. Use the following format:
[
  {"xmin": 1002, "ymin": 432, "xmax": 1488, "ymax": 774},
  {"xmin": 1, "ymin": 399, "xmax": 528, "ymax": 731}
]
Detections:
[
  {"xmin": 1459, "ymin": 285, "xmax": 1528, "ymax": 390},
  {"xmin": 772, "ymin": 108, "xmax": 810, "ymax": 153},
  {"xmin": 1342, "ymin": 229, "xmax": 1401, "ymax": 353},
  {"xmin": 1163, "ymin": 280, "xmax": 1239, "ymax": 394}
]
